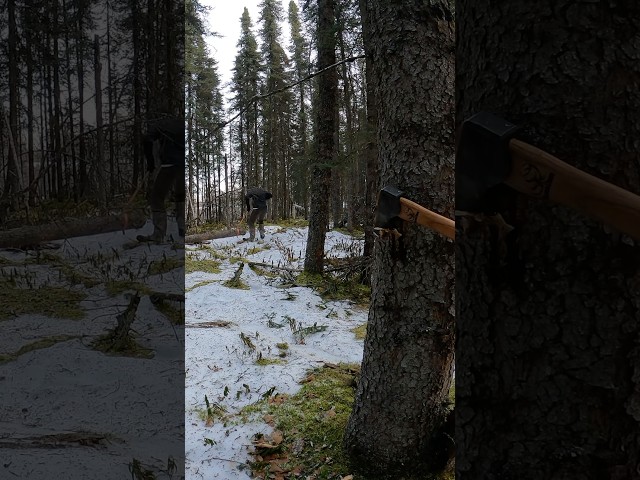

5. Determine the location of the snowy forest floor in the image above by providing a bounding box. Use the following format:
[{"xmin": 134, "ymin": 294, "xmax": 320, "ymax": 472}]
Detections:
[
  {"xmin": 185, "ymin": 225, "xmax": 370, "ymax": 480},
  {"xmin": 0, "ymin": 219, "xmax": 185, "ymax": 479}
]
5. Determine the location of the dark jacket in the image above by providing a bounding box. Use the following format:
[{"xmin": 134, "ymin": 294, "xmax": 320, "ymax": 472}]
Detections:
[
  {"xmin": 245, "ymin": 187, "xmax": 272, "ymax": 211},
  {"xmin": 143, "ymin": 117, "xmax": 185, "ymax": 169}
]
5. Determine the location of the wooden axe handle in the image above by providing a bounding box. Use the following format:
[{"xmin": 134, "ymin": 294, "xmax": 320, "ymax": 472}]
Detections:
[
  {"xmin": 507, "ymin": 139, "xmax": 640, "ymax": 240},
  {"xmin": 398, "ymin": 197, "xmax": 455, "ymax": 240}
]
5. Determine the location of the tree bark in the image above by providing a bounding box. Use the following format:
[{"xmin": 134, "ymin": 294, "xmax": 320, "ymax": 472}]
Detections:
[
  {"xmin": 0, "ymin": 210, "xmax": 147, "ymax": 249},
  {"xmin": 358, "ymin": 0, "xmax": 379, "ymax": 262},
  {"xmin": 456, "ymin": 2, "xmax": 640, "ymax": 479},
  {"xmin": 344, "ymin": 1, "xmax": 455, "ymax": 477},
  {"xmin": 93, "ymin": 35, "xmax": 106, "ymax": 207},
  {"xmin": 303, "ymin": 0, "xmax": 337, "ymax": 274}
]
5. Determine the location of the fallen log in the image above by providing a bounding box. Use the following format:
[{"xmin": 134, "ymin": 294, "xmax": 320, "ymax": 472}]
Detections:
[
  {"xmin": 0, "ymin": 209, "xmax": 147, "ymax": 249},
  {"xmin": 185, "ymin": 228, "xmax": 245, "ymax": 244}
]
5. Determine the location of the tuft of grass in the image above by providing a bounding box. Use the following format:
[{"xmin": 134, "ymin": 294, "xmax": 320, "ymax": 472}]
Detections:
[
  {"xmin": 248, "ymin": 263, "xmax": 278, "ymax": 278},
  {"xmin": 295, "ymin": 271, "xmax": 371, "ymax": 306},
  {"xmin": 185, "ymin": 255, "xmax": 221, "ymax": 274},
  {"xmin": 148, "ymin": 255, "xmax": 183, "ymax": 276},
  {"xmin": 255, "ymin": 357, "xmax": 286, "ymax": 366},
  {"xmin": 0, "ymin": 335, "xmax": 80, "ymax": 364},
  {"xmin": 351, "ymin": 323, "xmax": 367, "ymax": 340},
  {"xmin": 185, "ymin": 280, "xmax": 217, "ymax": 292},
  {"xmin": 0, "ymin": 284, "xmax": 87, "ymax": 320}
]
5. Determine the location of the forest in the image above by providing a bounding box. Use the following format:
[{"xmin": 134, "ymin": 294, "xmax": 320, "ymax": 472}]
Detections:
[
  {"xmin": 2, "ymin": 0, "xmax": 639, "ymax": 479},
  {"xmin": 185, "ymin": 0, "xmax": 371, "ymax": 234}
]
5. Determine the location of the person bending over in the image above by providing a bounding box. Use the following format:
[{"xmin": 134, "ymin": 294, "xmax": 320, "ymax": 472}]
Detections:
[{"xmin": 244, "ymin": 187, "xmax": 272, "ymax": 242}]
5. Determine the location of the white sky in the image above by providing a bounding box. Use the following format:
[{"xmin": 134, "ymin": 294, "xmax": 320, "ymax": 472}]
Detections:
[{"xmin": 200, "ymin": 0, "xmax": 292, "ymax": 110}]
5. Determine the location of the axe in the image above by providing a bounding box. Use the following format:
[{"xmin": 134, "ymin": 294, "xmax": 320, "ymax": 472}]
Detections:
[
  {"xmin": 457, "ymin": 111, "xmax": 640, "ymax": 240},
  {"xmin": 375, "ymin": 185, "xmax": 455, "ymax": 240}
]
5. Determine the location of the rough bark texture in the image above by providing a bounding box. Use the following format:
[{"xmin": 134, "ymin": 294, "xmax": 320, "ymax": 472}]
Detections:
[
  {"xmin": 303, "ymin": 0, "xmax": 336, "ymax": 274},
  {"xmin": 184, "ymin": 228, "xmax": 246, "ymax": 244},
  {"xmin": 456, "ymin": 3, "xmax": 640, "ymax": 479},
  {"xmin": 344, "ymin": 0, "xmax": 455, "ymax": 477}
]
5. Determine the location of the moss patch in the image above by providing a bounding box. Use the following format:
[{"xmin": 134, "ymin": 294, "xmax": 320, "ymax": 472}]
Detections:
[
  {"xmin": 248, "ymin": 263, "xmax": 278, "ymax": 279},
  {"xmin": 243, "ymin": 363, "xmax": 360, "ymax": 479},
  {"xmin": 148, "ymin": 255, "xmax": 183, "ymax": 275},
  {"xmin": 0, "ymin": 335, "xmax": 81, "ymax": 364},
  {"xmin": 105, "ymin": 280, "xmax": 151, "ymax": 297},
  {"xmin": 186, "ymin": 280, "xmax": 218, "ymax": 292},
  {"xmin": 351, "ymin": 323, "xmax": 367, "ymax": 340},
  {"xmin": 255, "ymin": 357, "xmax": 286, "ymax": 366},
  {"xmin": 185, "ymin": 256, "xmax": 221, "ymax": 274},
  {"xmin": 295, "ymin": 272, "xmax": 370, "ymax": 306},
  {"xmin": 91, "ymin": 334, "xmax": 154, "ymax": 359},
  {"xmin": 0, "ymin": 284, "xmax": 87, "ymax": 320}
]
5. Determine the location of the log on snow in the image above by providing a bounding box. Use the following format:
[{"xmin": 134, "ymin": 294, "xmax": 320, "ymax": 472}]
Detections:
[
  {"xmin": 185, "ymin": 228, "xmax": 245, "ymax": 244},
  {"xmin": 0, "ymin": 209, "xmax": 147, "ymax": 249}
]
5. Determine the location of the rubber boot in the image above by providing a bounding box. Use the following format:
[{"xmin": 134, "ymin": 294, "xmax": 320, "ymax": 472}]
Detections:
[
  {"xmin": 137, "ymin": 209, "xmax": 167, "ymax": 243},
  {"xmin": 176, "ymin": 202, "xmax": 185, "ymax": 238}
]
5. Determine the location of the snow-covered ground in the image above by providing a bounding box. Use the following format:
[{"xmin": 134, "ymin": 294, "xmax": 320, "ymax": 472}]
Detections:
[
  {"xmin": 0, "ymin": 219, "xmax": 185, "ymax": 479},
  {"xmin": 185, "ymin": 226, "xmax": 368, "ymax": 479}
]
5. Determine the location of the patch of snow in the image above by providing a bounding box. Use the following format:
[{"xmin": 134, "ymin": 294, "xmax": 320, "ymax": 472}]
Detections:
[{"xmin": 185, "ymin": 226, "xmax": 367, "ymax": 479}]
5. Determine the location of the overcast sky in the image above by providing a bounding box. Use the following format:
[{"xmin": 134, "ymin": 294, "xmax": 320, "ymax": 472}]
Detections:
[{"xmin": 200, "ymin": 0, "xmax": 292, "ymax": 110}]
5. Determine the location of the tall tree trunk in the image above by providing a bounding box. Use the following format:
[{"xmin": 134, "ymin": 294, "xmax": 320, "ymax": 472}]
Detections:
[
  {"xmin": 76, "ymin": 2, "xmax": 87, "ymax": 196},
  {"xmin": 93, "ymin": 34, "xmax": 106, "ymax": 207},
  {"xmin": 52, "ymin": 0, "xmax": 64, "ymax": 200},
  {"xmin": 304, "ymin": 0, "xmax": 337, "ymax": 274},
  {"xmin": 63, "ymin": 0, "xmax": 77, "ymax": 201},
  {"xmin": 456, "ymin": 3, "xmax": 640, "ymax": 479},
  {"xmin": 131, "ymin": 0, "xmax": 142, "ymax": 190},
  {"xmin": 344, "ymin": 0, "xmax": 455, "ymax": 477},
  {"xmin": 359, "ymin": 0, "xmax": 379, "ymax": 261},
  {"xmin": 4, "ymin": 0, "xmax": 22, "ymax": 214}
]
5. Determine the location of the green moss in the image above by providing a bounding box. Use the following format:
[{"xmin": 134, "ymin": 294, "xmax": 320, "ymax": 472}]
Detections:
[
  {"xmin": 269, "ymin": 218, "xmax": 309, "ymax": 228},
  {"xmin": 255, "ymin": 357, "xmax": 286, "ymax": 366},
  {"xmin": 229, "ymin": 256, "xmax": 248, "ymax": 264},
  {"xmin": 0, "ymin": 335, "xmax": 80, "ymax": 364},
  {"xmin": 276, "ymin": 342, "xmax": 289, "ymax": 350},
  {"xmin": 105, "ymin": 280, "xmax": 151, "ymax": 296},
  {"xmin": 148, "ymin": 255, "xmax": 183, "ymax": 275},
  {"xmin": 186, "ymin": 280, "xmax": 218, "ymax": 292},
  {"xmin": 248, "ymin": 263, "xmax": 278, "ymax": 278},
  {"xmin": 243, "ymin": 363, "xmax": 360, "ymax": 479},
  {"xmin": 0, "ymin": 284, "xmax": 87, "ymax": 320},
  {"xmin": 351, "ymin": 323, "xmax": 367, "ymax": 340},
  {"xmin": 187, "ymin": 221, "xmax": 228, "ymax": 235},
  {"xmin": 246, "ymin": 246, "xmax": 268, "ymax": 255},
  {"xmin": 91, "ymin": 334, "xmax": 154, "ymax": 359},
  {"xmin": 185, "ymin": 256, "xmax": 221, "ymax": 274},
  {"xmin": 29, "ymin": 252, "xmax": 100, "ymax": 288},
  {"xmin": 295, "ymin": 272, "xmax": 371, "ymax": 305}
]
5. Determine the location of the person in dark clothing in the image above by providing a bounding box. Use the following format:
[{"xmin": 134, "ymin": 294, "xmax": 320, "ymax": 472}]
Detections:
[
  {"xmin": 244, "ymin": 187, "xmax": 272, "ymax": 241},
  {"xmin": 137, "ymin": 116, "xmax": 186, "ymax": 243}
]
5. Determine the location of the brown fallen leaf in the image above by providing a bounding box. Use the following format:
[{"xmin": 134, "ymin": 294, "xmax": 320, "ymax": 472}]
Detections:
[
  {"xmin": 323, "ymin": 408, "xmax": 337, "ymax": 420},
  {"xmin": 341, "ymin": 475, "xmax": 354, "ymax": 480},
  {"xmin": 271, "ymin": 430, "xmax": 284, "ymax": 445},
  {"xmin": 263, "ymin": 414, "xmax": 275, "ymax": 425}
]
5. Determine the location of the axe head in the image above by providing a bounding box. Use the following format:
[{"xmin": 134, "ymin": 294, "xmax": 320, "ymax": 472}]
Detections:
[
  {"xmin": 456, "ymin": 111, "xmax": 521, "ymax": 210},
  {"xmin": 375, "ymin": 185, "xmax": 404, "ymax": 228}
]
